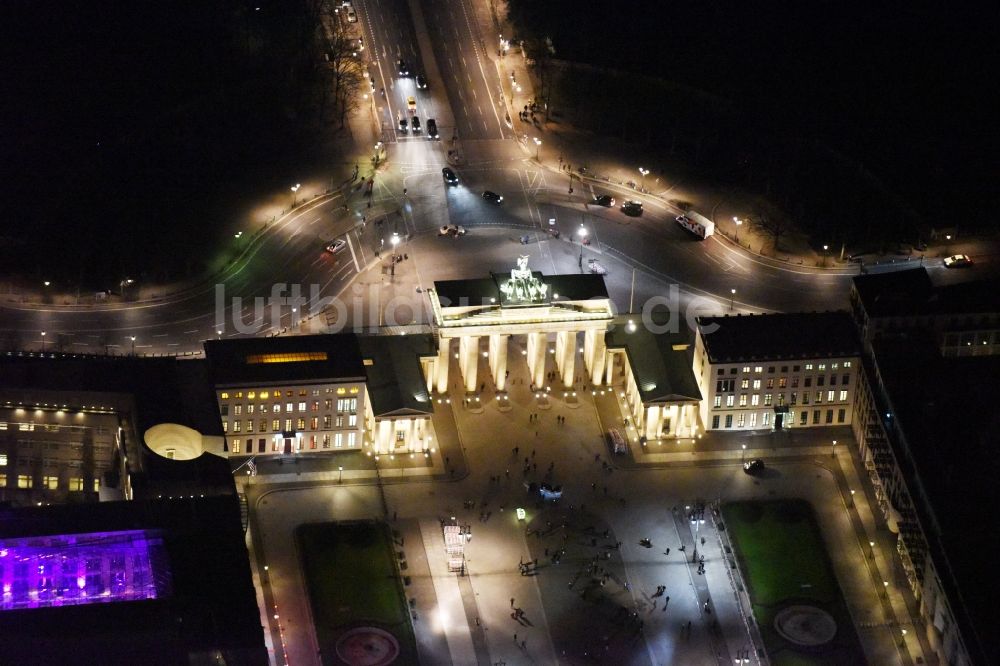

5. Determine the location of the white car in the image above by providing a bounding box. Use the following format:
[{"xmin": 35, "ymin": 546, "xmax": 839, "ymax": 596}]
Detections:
[
  {"xmin": 587, "ymin": 259, "xmax": 607, "ymax": 275},
  {"xmin": 943, "ymin": 254, "xmax": 972, "ymax": 268},
  {"xmin": 438, "ymin": 225, "xmax": 466, "ymax": 237},
  {"xmin": 325, "ymin": 239, "xmax": 346, "ymax": 254}
]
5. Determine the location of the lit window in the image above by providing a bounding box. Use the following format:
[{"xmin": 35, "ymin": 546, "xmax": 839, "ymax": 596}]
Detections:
[
  {"xmin": 322, "ymin": 434, "xmax": 331, "ymax": 448},
  {"xmin": 232, "ymin": 440, "xmax": 241, "ymax": 454},
  {"xmin": 286, "ymin": 403, "xmax": 294, "ymax": 413},
  {"xmin": 259, "ymin": 391, "xmax": 270, "ymax": 399},
  {"xmin": 843, "ymin": 361, "xmax": 852, "ymax": 368},
  {"xmin": 42, "ymin": 476, "xmax": 58, "ymax": 490},
  {"xmin": 818, "ymin": 364, "xmax": 826, "ymax": 370},
  {"xmin": 220, "ymin": 392, "xmax": 230, "ymax": 400},
  {"xmin": 742, "ymin": 366, "xmax": 750, "ymax": 373},
  {"xmin": 737, "ymin": 414, "xmax": 745, "ymax": 428},
  {"xmin": 839, "ymin": 390, "xmax": 848, "ymax": 402},
  {"xmin": 763, "ymin": 394, "xmax": 772, "ymax": 406},
  {"xmin": 222, "ymin": 421, "xmax": 228, "ymax": 433},
  {"xmin": 69, "ymin": 477, "xmax": 83, "ymax": 491},
  {"xmin": 350, "ymin": 387, "xmax": 359, "ymax": 395},
  {"xmin": 754, "ymin": 366, "xmax": 762, "ymax": 373},
  {"xmin": 297, "ymin": 418, "xmax": 306, "ymax": 430},
  {"xmin": 335, "ymin": 433, "xmax": 343, "ymax": 448},
  {"xmin": 311, "ymin": 401, "xmax": 319, "ymax": 412},
  {"xmin": 94, "ymin": 478, "xmax": 100, "ymax": 492},
  {"xmin": 740, "ymin": 379, "xmax": 749, "ymax": 389},
  {"xmin": 234, "ymin": 404, "xmax": 243, "ymax": 416},
  {"xmin": 348, "ymin": 414, "xmax": 357, "ymax": 427},
  {"xmin": 752, "ymin": 380, "xmax": 761, "ymax": 390},
  {"xmin": 274, "ymin": 403, "xmax": 282, "ymax": 413},
  {"xmin": 739, "ymin": 394, "xmax": 747, "ymax": 407},
  {"xmin": 337, "ymin": 387, "xmax": 346, "ymax": 395},
  {"xmin": 233, "ymin": 421, "xmax": 241, "ymax": 433},
  {"xmin": 247, "ymin": 404, "xmax": 255, "ymax": 415},
  {"xmin": 766, "ymin": 379, "xmax": 774, "ymax": 389},
  {"xmin": 298, "ymin": 402, "xmax": 307, "ymax": 412},
  {"xmin": 235, "ymin": 392, "xmax": 243, "ymax": 399},
  {"xmin": 284, "ymin": 419, "xmax": 292, "ymax": 432},
  {"xmin": 762, "ymin": 412, "xmax": 770, "ymax": 426},
  {"xmin": 749, "ymin": 413, "xmax": 757, "ymax": 427},
  {"xmin": 831, "ymin": 363, "xmax": 839, "ymax": 370},
  {"xmin": 245, "ymin": 352, "xmax": 328, "ymax": 364},
  {"xmin": 18, "ymin": 474, "xmax": 33, "ymax": 489},
  {"xmin": 827, "ymin": 390, "xmax": 835, "ymax": 402},
  {"xmin": 348, "ymin": 432, "xmax": 356, "ymax": 447},
  {"xmin": 247, "ymin": 391, "xmax": 256, "ymax": 400},
  {"xmin": 310, "ymin": 417, "xmax": 318, "ymax": 430},
  {"xmin": 778, "ymin": 378, "xmax": 787, "ymax": 388},
  {"xmin": 246, "ymin": 420, "xmax": 254, "ymax": 433},
  {"xmin": 725, "ymin": 395, "xmax": 734, "ymax": 407},
  {"xmin": 713, "ymin": 396, "xmax": 721, "ymax": 408},
  {"xmin": 323, "ymin": 415, "xmax": 332, "ymax": 428},
  {"xmin": 751, "ymin": 394, "xmax": 760, "ymax": 406},
  {"xmin": 0, "ymin": 454, "xmax": 6, "ymax": 466},
  {"xmin": 324, "ymin": 399, "xmax": 332, "ymax": 410},
  {"xmin": 805, "ymin": 364, "xmax": 813, "ymax": 370}
]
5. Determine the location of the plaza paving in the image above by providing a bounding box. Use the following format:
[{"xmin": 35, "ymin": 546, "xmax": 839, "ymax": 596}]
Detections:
[{"xmin": 244, "ymin": 340, "xmax": 929, "ymax": 666}]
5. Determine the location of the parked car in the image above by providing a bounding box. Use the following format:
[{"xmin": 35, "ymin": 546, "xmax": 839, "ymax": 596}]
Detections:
[
  {"xmin": 398, "ymin": 117, "xmax": 408, "ymax": 133},
  {"xmin": 482, "ymin": 190, "xmax": 504, "ymax": 204},
  {"xmin": 943, "ymin": 254, "xmax": 972, "ymax": 268},
  {"xmin": 607, "ymin": 428, "xmax": 627, "ymax": 454},
  {"xmin": 622, "ymin": 200, "xmax": 643, "ymax": 216},
  {"xmin": 325, "ymin": 239, "xmax": 346, "ymax": 254},
  {"xmin": 415, "ymin": 74, "xmax": 428, "ymax": 89},
  {"xmin": 743, "ymin": 459, "xmax": 765, "ymax": 475},
  {"xmin": 592, "ymin": 194, "xmax": 615, "ymax": 207},
  {"xmin": 442, "ymin": 167, "xmax": 459, "ymax": 185},
  {"xmin": 426, "ymin": 118, "xmax": 439, "ymax": 139},
  {"xmin": 439, "ymin": 224, "xmax": 467, "ymax": 236}
]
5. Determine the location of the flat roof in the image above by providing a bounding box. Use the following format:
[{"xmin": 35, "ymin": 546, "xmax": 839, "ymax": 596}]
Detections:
[
  {"xmin": 204, "ymin": 333, "xmax": 365, "ymax": 386},
  {"xmin": 872, "ymin": 334, "xmax": 999, "ymax": 663},
  {"xmin": 853, "ymin": 268, "xmax": 998, "ymax": 318},
  {"xmin": 696, "ymin": 311, "xmax": 860, "ymax": 363},
  {"xmin": 358, "ymin": 334, "xmax": 435, "ymax": 417},
  {"xmin": 0, "ymin": 352, "xmax": 223, "ymax": 437},
  {"xmin": 0, "ymin": 496, "xmax": 266, "ymax": 665},
  {"xmin": 605, "ymin": 317, "xmax": 701, "ymax": 403}
]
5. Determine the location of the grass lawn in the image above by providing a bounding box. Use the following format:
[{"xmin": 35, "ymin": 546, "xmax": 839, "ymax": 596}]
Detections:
[
  {"xmin": 298, "ymin": 521, "xmax": 416, "ymax": 666},
  {"xmin": 722, "ymin": 499, "xmax": 866, "ymax": 666}
]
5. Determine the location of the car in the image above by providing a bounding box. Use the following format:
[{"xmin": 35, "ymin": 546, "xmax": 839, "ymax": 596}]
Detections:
[
  {"xmin": 415, "ymin": 74, "xmax": 428, "ymax": 89},
  {"xmin": 398, "ymin": 117, "xmax": 408, "ymax": 133},
  {"xmin": 407, "ymin": 96, "xmax": 417, "ymax": 113},
  {"xmin": 587, "ymin": 259, "xmax": 607, "ymax": 275},
  {"xmin": 943, "ymin": 254, "xmax": 972, "ymax": 268},
  {"xmin": 411, "ymin": 116, "xmax": 421, "ymax": 133},
  {"xmin": 439, "ymin": 224, "xmax": 467, "ymax": 236},
  {"xmin": 346, "ymin": 7, "xmax": 358, "ymax": 23},
  {"xmin": 426, "ymin": 118, "xmax": 439, "ymax": 139},
  {"xmin": 592, "ymin": 194, "xmax": 615, "ymax": 207},
  {"xmin": 442, "ymin": 167, "xmax": 459, "ymax": 185},
  {"xmin": 482, "ymin": 190, "xmax": 504, "ymax": 204},
  {"xmin": 325, "ymin": 239, "xmax": 346, "ymax": 254},
  {"xmin": 396, "ymin": 59, "xmax": 409, "ymax": 76},
  {"xmin": 743, "ymin": 459, "xmax": 765, "ymax": 475},
  {"xmin": 622, "ymin": 200, "xmax": 643, "ymax": 216}
]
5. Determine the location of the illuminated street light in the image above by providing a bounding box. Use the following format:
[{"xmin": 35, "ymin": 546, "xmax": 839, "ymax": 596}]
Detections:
[
  {"xmin": 733, "ymin": 216, "xmax": 743, "ymax": 244},
  {"xmin": 729, "ymin": 288, "xmax": 736, "ymax": 313},
  {"xmin": 577, "ymin": 225, "xmax": 588, "ymax": 269},
  {"xmin": 40, "ymin": 331, "xmax": 46, "ymax": 352},
  {"xmin": 390, "ymin": 232, "xmax": 401, "ymax": 278},
  {"xmin": 638, "ymin": 167, "xmax": 650, "ymax": 191},
  {"xmin": 832, "ymin": 439, "xmax": 837, "ymax": 458},
  {"xmin": 338, "ymin": 466, "xmax": 344, "ymax": 483},
  {"xmin": 290, "ymin": 183, "xmax": 301, "ymax": 206},
  {"xmin": 130, "ymin": 335, "xmax": 136, "ymax": 356},
  {"xmin": 741, "ymin": 443, "xmax": 747, "ymax": 463},
  {"xmin": 533, "ymin": 137, "xmax": 542, "ymax": 160}
]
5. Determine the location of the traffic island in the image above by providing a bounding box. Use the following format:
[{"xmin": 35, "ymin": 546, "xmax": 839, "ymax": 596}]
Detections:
[
  {"xmin": 721, "ymin": 499, "xmax": 866, "ymax": 665},
  {"xmin": 298, "ymin": 521, "xmax": 416, "ymax": 666}
]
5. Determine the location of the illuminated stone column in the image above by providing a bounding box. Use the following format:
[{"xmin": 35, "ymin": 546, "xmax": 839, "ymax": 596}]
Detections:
[
  {"xmin": 556, "ymin": 331, "xmax": 576, "ymax": 388},
  {"xmin": 436, "ymin": 337, "xmax": 450, "ymax": 394},
  {"xmin": 526, "ymin": 332, "xmax": 547, "ymax": 389},
  {"xmin": 377, "ymin": 419, "xmax": 393, "ymax": 455},
  {"xmin": 489, "ymin": 334, "xmax": 509, "ymax": 391},
  {"xmin": 645, "ymin": 405, "xmax": 662, "ymax": 440},
  {"xmin": 459, "ymin": 335, "xmax": 480, "ymax": 393},
  {"xmin": 584, "ymin": 328, "xmax": 607, "ymax": 386}
]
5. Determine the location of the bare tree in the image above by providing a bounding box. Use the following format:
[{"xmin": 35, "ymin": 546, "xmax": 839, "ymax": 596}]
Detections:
[
  {"xmin": 319, "ymin": 0, "xmax": 366, "ymax": 128},
  {"xmin": 749, "ymin": 204, "xmax": 790, "ymax": 252}
]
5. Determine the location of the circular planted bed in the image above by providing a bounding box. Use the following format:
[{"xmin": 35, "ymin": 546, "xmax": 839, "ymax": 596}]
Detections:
[
  {"xmin": 335, "ymin": 626, "xmax": 401, "ymax": 666},
  {"xmin": 773, "ymin": 605, "xmax": 837, "ymax": 647}
]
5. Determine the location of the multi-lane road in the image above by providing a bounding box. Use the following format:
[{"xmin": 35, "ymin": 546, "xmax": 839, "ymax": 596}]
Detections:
[{"xmin": 0, "ymin": 0, "xmax": 977, "ymax": 357}]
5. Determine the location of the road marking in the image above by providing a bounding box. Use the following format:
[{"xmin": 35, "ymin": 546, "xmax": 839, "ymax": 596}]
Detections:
[
  {"xmin": 183, "ymin": 329, "xmax": 198, "ymax": 334},
  {"xmin": 347, "ymin": 233, "xmax": 361, "ymax": 273},
  {"xmin": 152, "ymin": 333, "xmax": 168, "ymax": 337}
]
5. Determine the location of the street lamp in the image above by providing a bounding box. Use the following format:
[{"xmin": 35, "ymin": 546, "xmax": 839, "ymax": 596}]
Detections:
[
  {"xmin": 130, "ymin": 335, "xmax": 136, "ymax": 356},
  {"xmin": 729, "ymin": 288, "xmax": 736, "ymax": 313},
  {"xmin": 741, "ymin": 443, "xmax": 747, "ymax": 463},
  {"xmin": 577, "ymin": 225, "xmax": 588, "ymax": 269},
  {"xmin": 390, "ymin": 232, "xmax": 400, "ymax": 278},
  {"xmin": 831, "ymin": 439, "xmax": 837, "ymax": 458},
  {"xmin": 733, "ymin": 216, "xmax": 743, "ymax": 244},
  {"xmin": 290, "ymin": 183, "xmax": 301, "ymax": 206},
  {"xmin": 533, "ymin": 137, "xmax": 542, "ymax": 160},
  {"xmin": 823, "ymin": 244, "xmax": 829, "ymax": 267},
  {"xmin": 40, "ymin": 331, "xmax": 46, "ymax": 352},
  {"xmin": 339, "ymin": 466, "xmax": 344, "ymax": 483},
  {"xmin": 638, "ymin": 167, "xmax": 649, "ymax": 191}
]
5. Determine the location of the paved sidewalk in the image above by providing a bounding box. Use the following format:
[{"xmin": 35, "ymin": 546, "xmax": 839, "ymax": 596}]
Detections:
[{"xmin": 418, "ymin": 518, "xmax": 478, "ymax": 665}]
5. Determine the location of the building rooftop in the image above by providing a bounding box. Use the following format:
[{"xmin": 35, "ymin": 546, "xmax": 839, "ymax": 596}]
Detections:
[
  {"xmin": 0, "ymin": 496, "xmax": 267, "ymax": 665},
  {"xmin": 358, "ymin": 334, "xmax": 436, "ymax": 417},
  {"xmin": 0, "ymin": 352, "xmax": 223, "ymax": 437},
  {"xmin": 204, "ymin": 333, "xmax": 366, "ymax": 386},
  {"xmin": 872, "ymin": 334, "xmax": 999, "ymax": 663},
  {"xmin": 853, "ymin": 268, "xmax": 999, "ymax": 318},
  {"xmin": 605, "ymin": 317, "xmax": 701, "ymax": 403},
  {"xmin": 696, "ymin": 312, "xmax": 860, "ymax": 363}
]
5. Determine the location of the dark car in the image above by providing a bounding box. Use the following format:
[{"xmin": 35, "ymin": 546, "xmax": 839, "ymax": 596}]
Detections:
[
  {"xmin": 622, "ymin": 200, "xmax": 643, "ymax": 216},
  {"xmin": 593, "ymin": 194, "xmax": 615, "ymax": 207},
  {"xmin": 743, "ymin": 459, "xmax": 765, "ymax": 475},
  {"xmin": 426, "ymin": 118, "xmax": 438, "ymax": 139},
  {"xmin": 442, "ymin": 167, "xmax": 459, "ymax": 185},
  {"xmin": 411, "ymin": 116, "xmax": 421, "ymax": 133},
  {"xmin": 398, "ymin": 117, "xmax": 408, "ymax": 133},
  {"xmin": 415, "ymin": 74, "xmax": 428, "ymax": 89},
  {"xmin": 396, "ymin": 59, "xmax": 409, "ymax": 76},
  {"xmin": 482, "ymin": 190, "xmax": 504, "ymax": 204}
]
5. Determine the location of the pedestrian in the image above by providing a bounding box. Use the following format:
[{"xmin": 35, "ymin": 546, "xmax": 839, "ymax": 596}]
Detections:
[
  {"xmin": 664, "ymin": 547, "xmax": 670, "ymax": 556},
  {"xmin": 514, "ymin": 632, "xmax": 518, "ymax": 642},
  {"xmin": 521, "ymin": 640, "xmax": 526, "ymax": 650},
  {"xmin": 511, "ymin": 597, "xmax": 515, "ymax": 608},
  {"xmin": 515, "ymin": 446, "xmax": 519, "ymax": 455}
]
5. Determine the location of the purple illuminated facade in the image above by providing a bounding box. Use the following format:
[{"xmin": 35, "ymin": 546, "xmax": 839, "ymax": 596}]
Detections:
[{"xmin": 0, "ymin": 530, "xmax": 171, "ymax": 610}]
